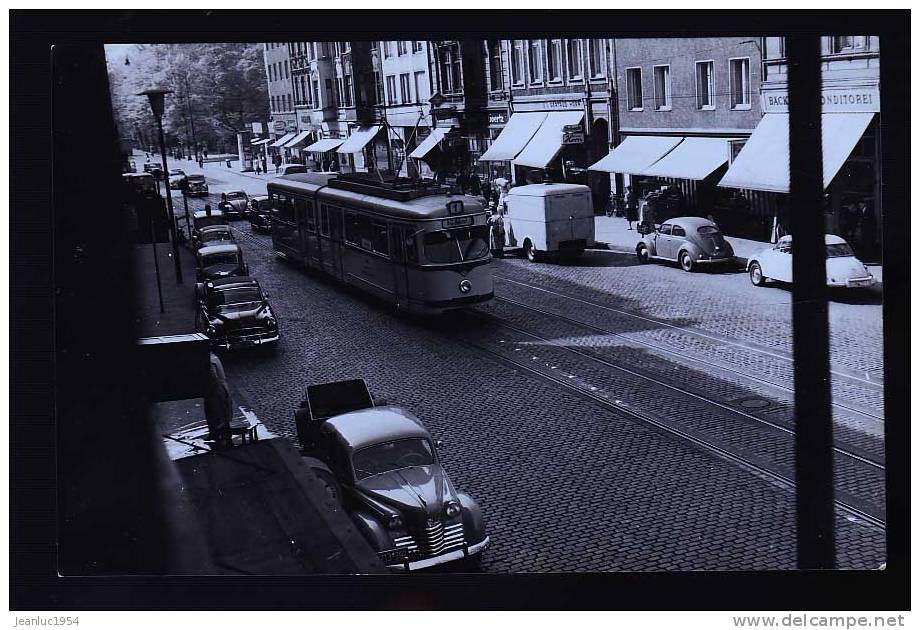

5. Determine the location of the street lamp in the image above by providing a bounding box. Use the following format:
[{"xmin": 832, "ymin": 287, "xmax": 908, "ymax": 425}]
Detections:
[{"xmin": 138, "ymin": 87, "xmax": 183, "ymax": 284}]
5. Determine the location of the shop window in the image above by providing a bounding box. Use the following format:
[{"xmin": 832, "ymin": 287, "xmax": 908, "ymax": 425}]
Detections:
[
  {"xmin": 588, "ymin": 40, "xmax": 605, "ymax": 78},
  {"xmin": 511, "ymin": 40, "xmax": 525, "ymax": 86},
  {"xmin": 696, "ymin": 60, "xmax": 714, "ymax": 110},
  {"xmin": 528, "ymin": 40, "xmax": 544, "ymax": 83},
  {"xmin": 567, "ymin": 39, "xmax": 584, "ymax": 81},
  {"xmin": 626, "ymin": 67, "xmax": 643, "ymax": 111},
  {"xmin": 729, "ymin": 58, "xmax": 751, "ymax": 109},
  {"xmin": 488, "ymin": 40, "xmax": 503, "ymax": 91},
  {"xmin": 653, "ymin": 65, "xmax": 671, "ymax": 111},
  {"xmin": 547, "ymin": 39, "xmax": 563, "ymax": 82},
  {"xmin": 386, "ymin": 75, "xmax": 397, "ymax": 105}
]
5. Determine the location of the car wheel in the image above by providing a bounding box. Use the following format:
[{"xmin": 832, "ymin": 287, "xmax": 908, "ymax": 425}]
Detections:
[
  {"xmin": 749, "ymin": 262, "xmax": 766, "ymax": 286},
  {"xmin": 636, "ymin": 244, "xmax": 651, "ymax": 264},
  {"xmin": 679, "ymin": 251, "xmax": 694, "ymax": 272},
  {"xmin": 524, "ymin": 239, "xmax": 537, "ymax": 262}
]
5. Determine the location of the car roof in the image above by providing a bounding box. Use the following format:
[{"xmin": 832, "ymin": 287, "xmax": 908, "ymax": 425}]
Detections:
[
  {"xmin": 664, "ymin": 216, "xmax": 716, "ymax": 229},
  {"xmin": 225, "ymin": 190, "xmax": 247, "ymax": 195},
  {"xmin": 324, "ymin": 406, "xmax": 430, "ymax": 451},
  {"xmin": 506, "ymin": 183, "xmax": 591, "ymax": 197},
  {"xmin": 193, "ymin": 209, "xmax": 225, "ymax": 218},
  {"xmin": 776, "ymin": 234, "xmax": 848, "ymax": 245},
  {"xmin": 206, "ymin": 275, "xmax": 260, "ymax": 289},
  {"xmin": 197, "ymin": 243, "xmax": 241, "ymax": 255},
  {"xmin": 199, "ymin": 225, "xmax": 232, "ymax": 233}
]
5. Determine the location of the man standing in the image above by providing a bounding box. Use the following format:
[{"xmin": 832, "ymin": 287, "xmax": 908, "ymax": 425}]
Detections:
[{"xmin": 625, "ymin": 185, "xmax": 639, "ymax": 230}]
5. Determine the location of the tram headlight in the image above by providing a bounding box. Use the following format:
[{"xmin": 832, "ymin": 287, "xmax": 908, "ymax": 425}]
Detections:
[{"xmin": 459, "ymin": 279, "xmax": 472, "ymax": 294}]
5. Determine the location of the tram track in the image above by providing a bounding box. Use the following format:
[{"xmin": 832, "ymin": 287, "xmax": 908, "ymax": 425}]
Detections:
[
  {"xmin": 493, "ymin": 274, "xmax": 885, "ymax": 419},
  {"xmin": 454, "ymin": 308, "xmax": 886, "ymax": 532}
]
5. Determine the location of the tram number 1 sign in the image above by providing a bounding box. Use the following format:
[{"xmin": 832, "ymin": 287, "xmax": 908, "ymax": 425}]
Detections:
[{"xmin": 446, "ymin": 200, "xmax": 465, "ymax": 215}]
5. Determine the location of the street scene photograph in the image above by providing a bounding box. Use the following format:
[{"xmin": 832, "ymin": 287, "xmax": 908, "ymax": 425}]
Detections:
[{"xmin": 96, "ymin": 33, "xmax": 889, "ymax": 576}]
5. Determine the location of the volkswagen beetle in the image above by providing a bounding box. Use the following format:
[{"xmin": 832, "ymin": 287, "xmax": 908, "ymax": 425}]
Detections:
[
  {"xmin": 747, "ymin": 234, "xmax": 876, "ymax": 288},
  {"xmin": 636, "ymin": 216, "xmax": 735, "ymax": 272},
  {"xmin": 219, "ymin": 190, "xmax": 250, "ymax": 219}
]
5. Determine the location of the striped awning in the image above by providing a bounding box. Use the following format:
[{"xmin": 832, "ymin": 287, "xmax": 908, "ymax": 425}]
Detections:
[{"xmin": 270, "ymin": 132, "xmax": 296, "ymax": 148}]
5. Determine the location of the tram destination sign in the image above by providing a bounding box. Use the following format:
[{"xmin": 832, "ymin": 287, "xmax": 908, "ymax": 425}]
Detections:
[{"xmin": 443, "ymin": 216, "xmax": 474, "ymax": 228}]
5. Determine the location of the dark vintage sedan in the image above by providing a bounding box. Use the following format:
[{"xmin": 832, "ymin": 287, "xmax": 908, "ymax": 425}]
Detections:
[
  {"xmin": 248, "ymin": 195, "xmax": 271, "ymax": 233},
  {"xmin": 193, "ymin": 224, "xmax": 236, "ymax": 250},
  {"xmin": 219, "ymin": 190, "xmax": 250, "ymax": 219},
  {"xmin": 195, "ymin": 242, "xmax": 249, "ymax": 282},
  {"xmin": 186, "ymin": 174, "xmax": 209, "ymax": 197},
  {"xmin": 191, "ymin": 208, "xmax": 228, "ymax": 241},
  {"xmin": 636, "ymin": 216, "xmax": 735, "ymax": 272},
  {"xmin": 295, "ymin": 380, "xmax": 490, "ymax": 571},
  {"xmin": 195, "ymin": 276, "xmax": 279, "ymax": 350}
]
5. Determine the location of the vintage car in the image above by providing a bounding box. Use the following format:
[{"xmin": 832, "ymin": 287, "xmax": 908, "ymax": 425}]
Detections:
[
  {"xmin": 247, "ymin": 195, "xmax": 272, "ymax": 233},
  {"xmin": 144, "ymin": 161, "xmax": 163, "ymax": 179},
  {"xmin": 295, "ymin": 379, "xmax": 490, "ymax": 571},
  {"xmin": 186, "ymin": 174, "xmax": 209, "ymax": 197},
  {"xmin": 278, "ymin": 164, "xmax": 309, "ymax": 176},
  {"xmin": 195, "ymin": 276, "xmax": 279, "ymax": 350},
  {"xmin": 747, "ymin": 234, "xmax": 876, "ymax": 289},
  {"xmin": 168, "ymin": 169, "xmax": 188, "ymax": 190},
  {"xmin": 195, "ymin": 242, "xmax": 249, "ymax": 282},
  {"xmin": 219, "ymin": 190, "xmax": 250, "ymax": 219},
  {"xmin": 191, "ymin": 208, "xmax": 228, "ymax": 241},
  {"xmin": 193, "ymin": 224, "xmax": 236, "ymax": 250},
  {"xmin": 636, "ymin": 216, "xmax": 735, "ymax": 272}
]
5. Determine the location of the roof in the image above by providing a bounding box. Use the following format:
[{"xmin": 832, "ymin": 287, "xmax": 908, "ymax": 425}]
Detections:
[
  {"xmin": 665, "ymin": 216, "xmax": 717, "ymax": 229},
  {"xmin": 777, "ymin": 234, "xmax": 848, "ymax": 245},
  {"xmin": 224, "ymin": 190, "xmax": 248, "ymax": 196},
  {"xmin": 506, "ymin": 183, "xmax": 591, "ymax": 197},
  {"xmin": 193, "ymin": 209, "xmax": 225, "ymax": 219},
  {"xmin": 199, "ymin": 224, "xmax": 232, "ymax": 233},
  {"xmin": 324, "ymin": 406, "xmax": 430, "ymax": 451},
  {"xmin": 197, "ymin": 243, "xmax": 241, "ymax": 256},
  {"xmin": 206, "ymin": 275, "xmax": 260, "ymax": 290}
]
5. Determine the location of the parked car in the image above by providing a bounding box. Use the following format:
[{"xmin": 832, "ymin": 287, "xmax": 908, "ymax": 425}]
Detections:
[
  {"xmin": 195, "ymin": 242, "xmax": 248, "ymax": 282},
  {"xmin": 501, "ymin": 183, "xmax": 596, "ymax": 261},
  {"xmin": 168, "ymin": 169, "xmax": 188, "ymax": 190},
  {"xmin": 747, "ymin": 234, "xmax": 876, "ymax": 288},
  {"xmin": 191, "ymin": 208, "xmax": 228, "ymax": 241},
  {"xmin": 294, "ymin": 379, "xmax": 490, "ymax": 571},
  {"xmin": 144, "ymin": 162, "xmax": 163, "ymax": 179},
  {"xmin": 248, "ymin": 195, "xmax": 272, "ymax": 233},
  {"xmin": 636, "ymin": 216, "xmax": 735, "ymax": 272},
  {"xmin": 195, "ymin": 276, "xmax": 279, "ymax": 350},
  {"xmin": 186, "ymin": 174, "xmax": 209, "ymax": 197},
  {"xmin": 219, "ymin": 190, "xmax": 250, "ymax": 219},
  {"xmin": 278, "ymin": 164, "xmax": 309, "ymax": 176},
  {"xmin": 193, "ymin": 224, "xmax": 236, "ymax": 250}
]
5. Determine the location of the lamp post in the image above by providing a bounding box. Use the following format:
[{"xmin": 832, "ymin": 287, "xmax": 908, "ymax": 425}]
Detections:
[{"xmin": 139, "ymin": 88, "xmax": 183, "ymax": 284}]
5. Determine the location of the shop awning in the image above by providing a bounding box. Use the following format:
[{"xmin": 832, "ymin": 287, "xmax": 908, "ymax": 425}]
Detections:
[
  {"xmin": 305, "ymin": 137, "xmax": 346, "ymax": 153},
  {"xmin": 336, "ymin": 125, "xmax": 382, "ymax": 154},
  {"xmin": 478, "ymin": 112, "xmax": 547, "ymax": 162},
  {"xmin": 409, "ymin": 127, "xmax": 451, "ymax": 159},
  {"xmin": 270, "ymin": 132, "xmax": 296, "ymax": 148},
  {"xmin": 718, "ymin": 112, "xmax": 875, "ymax": 193},
  {"xmin": 514, "ymin": 111, "xmax": 585, "ymax": 169},
  {"xmin": 587, "ymin": 135, "xmax": 683, "ymax": 174},
  {"xmin": 642, "ymin": 137, "xmax": 737, "ymax": 180},
  {"xmin": 250, "ymin": 137, "xmax": 272, "ymax": 145},
  {"xmin": 283, "ymin": 130, "xmax": 314, "ymax": 149}
]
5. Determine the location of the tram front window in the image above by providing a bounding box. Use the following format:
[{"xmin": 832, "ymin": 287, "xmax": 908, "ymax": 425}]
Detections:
[{"xmin": 423, "ymin": 226, "xmax": 489, "ymax": 263}]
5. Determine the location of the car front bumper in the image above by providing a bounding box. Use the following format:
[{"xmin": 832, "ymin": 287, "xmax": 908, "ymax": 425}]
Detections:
[
  {"xmin": 214, "ymin": 332, "xmax": 279, "ymax": 350},
  {"xmin": 830, "ymin": 276, "xmax": 876, "ymax": 288},
  {"xmin": 386, "ymin": 536, "xmax": 490, "ymax": 571}
]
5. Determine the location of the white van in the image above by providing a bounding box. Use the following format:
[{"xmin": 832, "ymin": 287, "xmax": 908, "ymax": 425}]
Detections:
[{"xmin": 501, "ymin": 183, "xmax": 596, "ymax": 261}]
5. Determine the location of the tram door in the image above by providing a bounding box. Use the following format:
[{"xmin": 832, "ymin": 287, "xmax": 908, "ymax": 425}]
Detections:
[
  {"xmin": 300, "ymin": 199, "xmax": 321, "ymax": 270},
  {"xmin": 388, "ymin": 224, "xmax": 412, "ymax": 309},
  {"xmin": 318, "ymin": 204, "xmax": 341, "ymax": 280}
]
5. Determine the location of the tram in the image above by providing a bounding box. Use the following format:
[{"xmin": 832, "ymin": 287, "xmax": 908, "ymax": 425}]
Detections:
[{"xmin": 266, "ymin": 173, "xmax": 494, "ymax": 314}]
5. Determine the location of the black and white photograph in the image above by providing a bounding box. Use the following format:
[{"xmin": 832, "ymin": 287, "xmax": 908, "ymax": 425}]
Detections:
[{"xmin": 10, "ymin": 8, "xmax": 910, "ymax": 616}]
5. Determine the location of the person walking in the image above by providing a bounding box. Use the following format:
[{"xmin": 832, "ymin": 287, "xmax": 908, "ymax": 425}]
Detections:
[
  {"xmin": 255, "ymin": 161, "xmax": 262, "ymax": 175},
  {"xmin": 488, "ymin": 203, "xmax": 506, "ymax": 257},
  {"xmin": 625, "ymin": 185, "xmax": 639, "ymax": 230}
]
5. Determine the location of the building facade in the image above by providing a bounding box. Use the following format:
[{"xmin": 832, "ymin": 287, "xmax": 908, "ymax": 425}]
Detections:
[
  {"xmin": 264, "ymin": 42, "xmax": 296, "ymax": 135},
  {"xmin": 377, "ymin": 39, "xmax": 432, "ymax": 177}
]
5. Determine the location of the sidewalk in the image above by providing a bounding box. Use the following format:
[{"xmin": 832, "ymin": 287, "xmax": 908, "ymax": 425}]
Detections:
[
  {"xmin": 593, "ymin": 214, "xmax": 883, "ymax": 284},
  {"xmin": 133, "ymin": 239, "xmax": 198, "ymax": 337}
]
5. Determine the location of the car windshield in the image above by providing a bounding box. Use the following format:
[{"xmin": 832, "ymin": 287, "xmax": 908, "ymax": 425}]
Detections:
[
  {"xmin": 826, "ymin": 243, "xmax": 855, "ymax": 258},
  {"xmin": 213, "ymin": 287, "xmax": 262, "ymax": 309},
  {"xmin": 201, "ymin": 230, "xmax": 232, "ymax": 243},
  {"xmin": 227, "ymin": 192, "xmax": 247, "ymax": 200},
  {"xmin": 352, "ymin": 438, "xmax": 434, "ymax": 480},
  {"xmin": 423, "ymin": 226, "xmax": 489, "ymax": 264},
  {"xmin": 188, "ymin": 175, "xmax": 205, "ymax": 182},
  {"xmin": 202, "ymin": 253, "xmax": 240, "ymax": 267},
  {"xmin": 170, "ymin": 170, "xmax": 184, "ymax": 176},
  {"xmin": 697, "ymin": 226, "xmax": 721, "ymax": 236}
]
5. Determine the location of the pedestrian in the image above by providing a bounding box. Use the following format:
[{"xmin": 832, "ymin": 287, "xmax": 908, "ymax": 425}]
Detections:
[
  {"xmin": 625, "ymin": 185, "xmax": 639, "ymax": 230},
  {"xmin": 488, "ymin": 203, "xmax": 506, "ymax": 257},
  {"xmin": 199, "ymin": 155, "xmax": 204, "ymax": 169},
  {"xmin": 457, "ymin": 170, "xmax": 469, "ymax": 195},
  {"xmin": 469, "ymin": 173, "xmax": 482, "ymax": 198},
  {"xmin": 255, "ymin": 161, "xmax": 262, "ymax": 174},
  {"xmin": 204, "ymin": 353, "xmax": 233, "ymax": 448}
]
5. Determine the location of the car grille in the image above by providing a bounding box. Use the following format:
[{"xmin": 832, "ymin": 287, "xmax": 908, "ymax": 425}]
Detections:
[
  {"xmin": 421, "ymin": 520, "xmax": 465, "ymax": 556},
  {"xmin": 223, "ymin": 326, "xmax": 275, "ymax": 342}
]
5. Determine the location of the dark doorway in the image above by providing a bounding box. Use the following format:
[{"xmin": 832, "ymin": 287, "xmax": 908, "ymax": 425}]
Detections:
[{"xmin": 586, "ymin": 118, "xmax": 611, "ymax": 214}]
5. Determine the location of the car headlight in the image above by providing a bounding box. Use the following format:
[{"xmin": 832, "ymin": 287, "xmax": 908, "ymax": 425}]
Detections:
[
  {"xmin": 387, "ymin": 514, "xmax": 404, "ymax": 529},
  {"xmin": 265, "ymin": 316, "xmax": 277, "ymax": 328},
  {"xmin": 206, "ymin": 325, "xmax": 216, "ymax": 335},
  {"xmin": 445, "ymin": 501, "xmax": 461, "ymax": 518}
]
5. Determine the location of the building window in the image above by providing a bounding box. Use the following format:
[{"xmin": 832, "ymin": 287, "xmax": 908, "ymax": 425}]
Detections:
[
  {"xmin": 729, "ymin": 57, "xmax": 751, "ymax": 109},
  {"xmin": 511, "ymin": 40, "xmax": 525, "ymax": 85},
  {"xmin": 334, "ymin": 42, "xmax": 342, "ymax": 57},
  {"xmin": 374, "ymin": 71, "xmax": 384, "ymax": 104},
  {"xmin": 414, "ymin": 71, "xmax": 425, "ymax": 103},
  {"xmin": 439, "ymin": 44, "xmax": 462, "ymax": 95},
  {"xmin": 386, "ymin": 75, "xmax": 397, "ymax": 105},
  {"xmin": 302, "ymin": 76, "xmax": 310, "ymax": 107},
  {"xmin": 313, "ymin": 79, "xmax": 320, "ymax": 108},
  {"xmin": 527, "ymin": 40, "xmax": 543, "ymax": 83},
  {"xmin": 547, "ymin": 39, "xmax": 563, "ymax": 82},
  {"xmin": 400, "ymin": 73, "xmax": 411, "ymax": 104},
  {"xmin": 653, "ymin": 64, "xmax": 671, "ymax": 110},
  {"xmin": 326, "ymin": 78, "xmax": 338, "ymax": 108},
  {"xmin": 626, "ymin": 67, "xmax": 642, "ymax": 111},
  {"xmin": 831, "ymin": 35, "xmax": 868, "ymax": 53},
  {"xmin": 343, "ymin": 75, "xmax": 353, "ymax": 108},
  {"xmin": 284, "ymin": 60, "xmax": 289, "ymax": 79},
  {"xmin": 588, "ymin": 40, "xmax": 605, "ymax": 78},
  {"xmin": 488, "ymin": 40, "xmax": 502, "ymax": 91},
  {"xmin": 397, "ymin": 40, "xmax": 408, "ymax": 56},
  {"xmin": 566, "ymin": 39, "xmax": 583, "ymax": 80},
  {"xmin": 412, "ymin": 41, "xmax": 423, "ymax": 53},
  {"xmin": 384, "ymin": 41, "xmax": 393, "ymax": 58},
  {"xmin": 696, "ymin": 60, "xmax": 714, "ymax": 110},
  {"xmin": 764, "ymin": 37, "xmax": 784, "ymax": 59}
]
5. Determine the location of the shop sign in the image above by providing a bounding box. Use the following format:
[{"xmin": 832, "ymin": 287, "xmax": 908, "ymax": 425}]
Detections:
[
  {"xmin": 761, "ymin": 85, "xmax": 880, "ymax": 114},
  {"xmin": 488, "ymin": 111, "xmax": 507, "ymax": 125},
  {"xmin": 251, "ymin": 121, "xmax": 265, "ymax": 134},
  {"xmin": 286, "ymin": 121, "xmax": 298, "ymax": 132},
  {"xmin": 562, "ymin": 124, "xmax": 585, "ymax": 145},
  {"xmin": 273, "ymin": 120, "xmax": 286, "ymax": 131},
  {"xmin": 432, "ymin": 107, "xmax": 459, "ymax": 120}
]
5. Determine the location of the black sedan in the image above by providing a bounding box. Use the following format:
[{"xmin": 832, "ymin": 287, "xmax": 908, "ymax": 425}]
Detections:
[
  {"xmin": 195, "ymin": 276, "xmax": 279, "ymax": 351},
  {"xmin": 248, "ymin": 195, "xmax": 271, "ymax": 233}
]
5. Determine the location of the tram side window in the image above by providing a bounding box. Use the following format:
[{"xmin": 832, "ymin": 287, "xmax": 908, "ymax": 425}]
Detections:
[
  {"xmin": 274, "ymin": 194, "xmax": 295, "ymax": 223},
  {"xmin": 319, "ymin": 205, "xmax": 330, "ymax": 236},
  {"xmin": 344, "ymin": 211, "xmax": 372, "ymax": 250},
  {"xmin": 306, "ymin": 201, "xmax": 316, "ymax": 233},
  {"xmin": 403, "ymin": 227, "xmax": 419, "ymax": 263},
  {"xmin": 371, "ymin": 222, "xmax": 388, "ymax": 257},
  {"xmin": 295, "ymin": 199, "xmax": 316, "ymax": 233}
]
